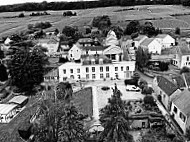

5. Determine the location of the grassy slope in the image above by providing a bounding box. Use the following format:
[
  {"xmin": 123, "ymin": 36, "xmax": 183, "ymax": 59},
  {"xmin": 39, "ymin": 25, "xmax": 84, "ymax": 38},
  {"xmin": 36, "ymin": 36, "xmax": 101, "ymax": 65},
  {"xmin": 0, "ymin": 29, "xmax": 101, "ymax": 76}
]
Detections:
[{"xmin": 1, "ymin": 5, "xmax": 190, "ymax": 37}]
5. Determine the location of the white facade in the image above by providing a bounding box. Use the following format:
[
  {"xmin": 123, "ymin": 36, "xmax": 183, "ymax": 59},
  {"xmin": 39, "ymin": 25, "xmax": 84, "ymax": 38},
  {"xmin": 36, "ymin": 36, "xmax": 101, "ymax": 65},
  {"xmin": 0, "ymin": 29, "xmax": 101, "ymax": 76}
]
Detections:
[
  {"xmin": 133, "ymin": 35, "xmax": 148, "ymax": 48},
  {"xmin": 172, "ymin": 54, "xmax": 190, "ymax": 69},
  {"xmin": 58, "ymin": 61, "xmax": 135, "ymax": 82},
  {"xmin": 105, "ymin": 30, "xmax": 119, "ymax": 46},
  {"xmin": 141, "ymin": 39, "xmax": 162, "ymax": 54},
  {"xmin": 156, "ymin": 34, "xmax": 175, "ymax": 49},
  {"xmin": 170, "ymin": 102, "xmax": 187, "ymax": 134},
  {"xmin": 68, "ymin": 44, "xmax": 82, "ymax": 60}
]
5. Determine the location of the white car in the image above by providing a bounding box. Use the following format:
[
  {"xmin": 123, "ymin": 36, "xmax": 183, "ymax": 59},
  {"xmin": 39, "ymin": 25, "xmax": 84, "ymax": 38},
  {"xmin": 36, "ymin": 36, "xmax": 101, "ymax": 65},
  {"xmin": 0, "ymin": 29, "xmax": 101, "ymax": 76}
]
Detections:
[{"xmin": 126, "ymin": 85, "xmax": 140, "ymax": 92}]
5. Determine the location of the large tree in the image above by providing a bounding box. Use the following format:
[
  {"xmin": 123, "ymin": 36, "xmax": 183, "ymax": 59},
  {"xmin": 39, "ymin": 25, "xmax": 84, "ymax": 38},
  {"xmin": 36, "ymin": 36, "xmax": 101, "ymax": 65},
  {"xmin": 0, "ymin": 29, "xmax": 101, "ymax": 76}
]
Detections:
[
  {"xmin": 99, "ymin": 84, "xmax": 133, "ymax": 142},
  {"xmin": 136, "ymin": 47, "xmax": 151, "ymax": 69},
  {"xmin": 124, "ymin": 20, "xmax": 140, "ymax": 35},
  {"xmin": 8, "ymin": 46, "xmax": 48, "ymax": 93}
]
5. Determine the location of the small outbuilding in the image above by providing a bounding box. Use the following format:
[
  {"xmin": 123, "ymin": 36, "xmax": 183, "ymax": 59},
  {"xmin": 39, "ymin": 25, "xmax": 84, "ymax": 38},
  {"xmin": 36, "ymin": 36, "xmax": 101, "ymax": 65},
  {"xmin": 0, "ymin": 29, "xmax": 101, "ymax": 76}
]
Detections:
[
  {"xmin": 0, "ymin": 104, "xmax": 18, "ymax": 123},
  {"xmin": 8, "ymin": 95, "xmax": 28, "ymax": 108}
]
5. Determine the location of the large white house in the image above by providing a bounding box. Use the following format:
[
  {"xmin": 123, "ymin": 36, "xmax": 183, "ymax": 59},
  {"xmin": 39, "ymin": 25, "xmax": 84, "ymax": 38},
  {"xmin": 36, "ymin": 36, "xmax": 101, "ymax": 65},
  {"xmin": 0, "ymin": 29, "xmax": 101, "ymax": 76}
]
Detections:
[
  {"xmin": 59, "ymin": 55, "xmax": 135, "ymax": 82},
  {"xmin": 156, "ymin": 34, "xmax": 175, "ymax": 49},
  {"xmin": 140, "ymin": 38, "xmax": 162, "ymax": 54},
  {"xmin": 104, "ymin": 30, "xmax": 119, "ymax": 46},
  {"xmin": 133, "ymin": 35, "xmax": 148, "ymax": 48}
]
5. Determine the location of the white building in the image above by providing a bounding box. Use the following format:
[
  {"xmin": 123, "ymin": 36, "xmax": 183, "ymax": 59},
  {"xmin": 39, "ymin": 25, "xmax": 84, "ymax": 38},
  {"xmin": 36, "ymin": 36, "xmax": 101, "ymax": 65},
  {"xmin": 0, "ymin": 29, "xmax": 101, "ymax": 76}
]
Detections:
[
  {"xmin": 170, "ymin": 89, "xmax": 190, "ymax": 134},
  {"xmin": 156, "ymin": 34, "xmax": 175, "ymax": 49},
  {"xmin": 140, "ymin": 38, "xmax": 162, "ymax": 54},
  {"xmin": 104, "ymin": 30, "xmax": 119, "ymax": 46},
  {"xmin": 172, "ymin": 41, "xmax": 190, "ymax": 68},
  {"xmin": 59, "ymin": 55, "xmax": 135, "ymax": 81},
  {"xmin": 133, "ymin": 35, "xmax": 148, "ymax": 48}
]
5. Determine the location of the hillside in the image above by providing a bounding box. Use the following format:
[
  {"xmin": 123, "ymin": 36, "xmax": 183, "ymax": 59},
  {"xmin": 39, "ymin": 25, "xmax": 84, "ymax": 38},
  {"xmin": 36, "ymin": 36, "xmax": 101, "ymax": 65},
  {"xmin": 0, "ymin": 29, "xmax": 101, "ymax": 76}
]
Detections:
[{"xmin": 1, "ymin": 5, "xmax": 190, "ymax": 37}]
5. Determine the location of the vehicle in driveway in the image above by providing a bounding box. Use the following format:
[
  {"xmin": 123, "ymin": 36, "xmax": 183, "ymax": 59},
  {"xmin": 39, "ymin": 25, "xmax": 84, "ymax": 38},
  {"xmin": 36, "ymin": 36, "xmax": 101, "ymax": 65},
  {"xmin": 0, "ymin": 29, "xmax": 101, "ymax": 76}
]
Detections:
[{"xmin": 126, "ymin": 85, "xmax": 140, "ymax": 92}]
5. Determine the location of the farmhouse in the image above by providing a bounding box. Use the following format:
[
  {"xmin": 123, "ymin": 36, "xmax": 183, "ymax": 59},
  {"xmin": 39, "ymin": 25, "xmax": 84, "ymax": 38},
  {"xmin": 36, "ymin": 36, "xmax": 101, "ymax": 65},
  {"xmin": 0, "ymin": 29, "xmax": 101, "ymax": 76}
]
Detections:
[
  {"xmin": 170, "ymin": 89, "xmax": 190, "ymax": 134},
  {"xmin": 133, "ymin": 35, "xmax": 148, "ymax": 48},
  {"xmin": 152, "ymin": 76, "xmax": 181, "ymax": 110},
  {"xmin": 156, "ymin": 34, "xmax": 175, "ymax": 49},
  {"xmin": 140, "ymin": 38, "xmax": 162, "ymax": 54},
  {"xmin": 59, "ymin": 54, "xmax": 135, "ymax": 81}
]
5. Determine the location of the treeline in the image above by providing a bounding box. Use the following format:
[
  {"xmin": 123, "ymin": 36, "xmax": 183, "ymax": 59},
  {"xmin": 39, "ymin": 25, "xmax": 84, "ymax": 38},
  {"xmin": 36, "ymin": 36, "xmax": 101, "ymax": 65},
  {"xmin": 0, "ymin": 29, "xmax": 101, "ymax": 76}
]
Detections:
[{"xmin": 0, "ymin": 0, "xmax": 188, "ymax": 13}]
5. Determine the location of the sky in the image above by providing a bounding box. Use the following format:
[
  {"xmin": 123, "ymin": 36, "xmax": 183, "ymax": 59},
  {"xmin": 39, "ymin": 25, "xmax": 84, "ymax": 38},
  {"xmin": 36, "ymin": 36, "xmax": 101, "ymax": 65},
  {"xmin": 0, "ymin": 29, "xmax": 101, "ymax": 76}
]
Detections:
[{"xmin": 0, "ymin": 0, "xmax": 84, "ymax": 6}]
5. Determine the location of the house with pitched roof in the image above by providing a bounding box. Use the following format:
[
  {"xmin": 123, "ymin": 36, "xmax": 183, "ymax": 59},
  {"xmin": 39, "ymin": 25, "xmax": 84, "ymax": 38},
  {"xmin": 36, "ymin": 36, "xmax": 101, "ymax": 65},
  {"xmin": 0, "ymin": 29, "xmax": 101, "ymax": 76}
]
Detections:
[
  {"xmin": 172, "ymin": 40, "xmax": 190, "ymax": 68},
  {"xmin": 156, "ymin": 34, "xmax": 175, "ymax": 49},
  {"xmin": 140, "ymin": 38, "xmax": 162, "ymax": 54},
  {"xmin": 133, "ymin": 35, "xmax": 148, "ymax": 48},
  {"xmin": 69, "ymin": 38, "xmax": 123, "ymax": 62},
  {"xmin": 104, "ymin": 30, "xmax": 119, "ymax": 46},
  {"xmin": 152, "ymin": 76, "xmax": 181, "ymax": 110},
  {"xmin": 170, "ymin": 89, "xmax": 190, "ymax": 134}
]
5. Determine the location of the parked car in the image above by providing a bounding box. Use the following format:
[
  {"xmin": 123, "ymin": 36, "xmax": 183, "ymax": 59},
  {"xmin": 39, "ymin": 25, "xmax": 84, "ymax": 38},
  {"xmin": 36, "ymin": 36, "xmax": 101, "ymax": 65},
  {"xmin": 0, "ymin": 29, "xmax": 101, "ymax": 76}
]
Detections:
[{"xmin": 126, "ymin": 85, "xmax": 140, "ymax": 92}]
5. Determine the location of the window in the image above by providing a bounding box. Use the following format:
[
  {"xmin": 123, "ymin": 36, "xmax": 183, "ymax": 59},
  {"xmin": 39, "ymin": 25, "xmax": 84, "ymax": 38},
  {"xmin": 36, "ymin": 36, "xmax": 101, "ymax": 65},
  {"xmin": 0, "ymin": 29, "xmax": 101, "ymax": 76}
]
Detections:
[
  {"xmin": 121, "ymin": 66, "xmax": 123, "ymax": 71},
  {"xmin": 111, "ymin": 54, "xmax": 116, "ymax": 60},
  {"xmin": 179, "ymin": 112, "xmax": 186, "ymax": 122},
  {"xmin": 173, "ymin": 106, "xmax": 177, "ymax": 113},
  {"xmin": 77, "ymin": 68, "xmax": 80, "ymax": 73},
  {"xmin": 115, "ymin": 67, "xmax": 118, "ymax": 71},
  {"xmin": 187, "ymin": 56, "xmax": 189, "ymax": 61},
  {"xmin": 70, "ymin": 54, "xmax": 72, "ymax": 57},
  {"xmin": 78, "ymin": 75, "xmax": 80, "ymax": 79},
  {"xmin": 106, "ymin": 73, "xmax": 109, "ymax": 78},
  {"xmin": 51, "ymin": 77, "xmax": 54, "ymax": 80},
  {"xmin": 70, "ymin": 75, "xmax": 74, "ymax": 79},
  {"xmin": 100, "ymin": 67, "xmax": 103, "ymax": 72},
  {"xmin": 100, "ymin": 74, "xmax": 104, "ymax": 78},
  {"xmin": 126, "ymin": 66, "xmax": 129, "ymax": 70},
  {"xmin": 92, "ymin": 67, "xmax": 95, "ymax": 72},
  {"xmin": 106, "ymin": 66, "xmax": 109, "ymax": 72},
  {"xmin": 70, "ymin": 69, "xmax": 73, "ymax": 73},
  {"xmin": 92, "ymin": 74, "xmax": 96, "ymax": 79},
  {"xmin": 86, "ymin": 74, "xmax": 89, "ymax": 79},
  {"xmin": 63, "ymin": 69, "xmax": 66, "ymax": 74},
  {"xmin": 86, "ymin": 67, "xmax": 89, "ymax": 73},
  {"xmin": 115, "ymin": 73, "xmax": 118, "ymax": 78}
]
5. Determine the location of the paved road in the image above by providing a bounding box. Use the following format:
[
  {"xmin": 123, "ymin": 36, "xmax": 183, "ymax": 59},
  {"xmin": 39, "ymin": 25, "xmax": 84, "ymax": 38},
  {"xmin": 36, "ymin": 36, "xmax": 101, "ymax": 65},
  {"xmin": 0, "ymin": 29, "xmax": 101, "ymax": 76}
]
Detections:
[{"xmin": 136, "ymin": 70, "xmax": 153, "ymax": 85}]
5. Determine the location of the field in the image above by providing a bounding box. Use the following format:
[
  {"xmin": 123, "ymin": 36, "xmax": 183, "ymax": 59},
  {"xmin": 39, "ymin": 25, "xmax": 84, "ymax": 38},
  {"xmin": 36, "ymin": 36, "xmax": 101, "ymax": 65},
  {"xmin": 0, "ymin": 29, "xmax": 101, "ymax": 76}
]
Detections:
[{"xmin": 1, "ymin": 5, "xmax": 190, "ymax": 37}]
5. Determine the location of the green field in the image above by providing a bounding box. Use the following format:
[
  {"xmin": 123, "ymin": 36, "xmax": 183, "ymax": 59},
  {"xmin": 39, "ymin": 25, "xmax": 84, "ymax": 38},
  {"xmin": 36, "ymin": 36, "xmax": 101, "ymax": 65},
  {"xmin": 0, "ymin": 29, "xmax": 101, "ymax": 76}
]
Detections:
[{"xmin": 1, "ymin": 5, "xmax": 190, "ymax": 37}]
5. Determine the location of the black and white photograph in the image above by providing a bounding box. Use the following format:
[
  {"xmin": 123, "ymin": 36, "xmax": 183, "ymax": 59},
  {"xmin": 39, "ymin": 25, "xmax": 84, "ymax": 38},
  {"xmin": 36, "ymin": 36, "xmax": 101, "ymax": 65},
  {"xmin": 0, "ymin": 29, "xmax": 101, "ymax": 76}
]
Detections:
[{"xmin": 0, "ymin": 0, "xmax": 190, "ymax": 141}]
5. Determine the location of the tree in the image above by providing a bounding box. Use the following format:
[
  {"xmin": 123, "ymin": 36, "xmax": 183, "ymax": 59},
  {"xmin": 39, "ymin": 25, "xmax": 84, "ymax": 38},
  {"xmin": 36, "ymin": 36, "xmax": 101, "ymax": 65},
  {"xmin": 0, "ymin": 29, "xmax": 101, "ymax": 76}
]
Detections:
[
  {"xmin": 99, "ymin": 84, "xmax": 133, "ymax": 142},
  {"xmin": 62, "ymin": 26, "xmax": 77, "ymax": 38},
  {"xmin": 58, "ymin": 105, "xmax": 87, "ymax": 142},
  {"xmin": 18, "ymin": 13, "xmax": 25, "ymax": 17},
  {"xmin": 92, "ymin": 15, "xmax": 111, "ymax": 30},
  {"xmin": 124, "ymin": 20, "xmax": 140, "ymax": 35},
  {"xmin": 0, "ymin": 63, "xmax": 8, "ymax": 82},
  {"xmin": 110, "ymin": 25, "xmax": 124, "ymax": 39},
  {"xmin": 180, "ymin": 66, "xmax": 190, "ymax": 74},
  {"xmin": 8, "ymin": 46, "xmax": 49, "ymax": 93},
  {"xmin": 136, "ymin": 47, "xmax": 151, "ymax": 69},
  {"xmin": 141, "ymin": 21, "xmax": 156, "ymax": 37},
  {"xmin": 159, "ymin": 62, "xmax": 169, "ymax": 71},
  {"xmin": 143, "ymin": 95, "xmax": 155, "ymax": 106},
  {"xmin": 175, "ymin": 27, "xmax": 180, "ymax": 35}
]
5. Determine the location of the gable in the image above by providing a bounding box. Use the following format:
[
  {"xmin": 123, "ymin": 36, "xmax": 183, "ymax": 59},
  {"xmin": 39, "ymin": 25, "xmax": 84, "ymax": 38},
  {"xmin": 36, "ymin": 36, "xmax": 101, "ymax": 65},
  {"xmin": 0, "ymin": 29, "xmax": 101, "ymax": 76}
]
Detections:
[
  {"xmin": 149, "ymin": 39, "xmax": 162, "ymax": 47},
  {"xmin": 69, "ymin": 44, "xmax": 81, "ymax": 53},
  {"xmin": 103, "ymin": 45, "xmax": 122, "ymax": 54}
]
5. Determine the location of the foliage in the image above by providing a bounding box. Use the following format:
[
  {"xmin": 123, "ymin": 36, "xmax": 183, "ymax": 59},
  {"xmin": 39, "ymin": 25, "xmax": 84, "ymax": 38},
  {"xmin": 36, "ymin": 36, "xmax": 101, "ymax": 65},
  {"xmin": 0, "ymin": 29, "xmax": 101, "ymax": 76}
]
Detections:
[
  {"xmin": 30, "ymin": 11, "xmax": 50, "ymax": 16},
  {"xmin": 99, "ymin": 84, "xmax": 133, "ymax": 142},
  {"xmin": 18, "ymin": 13, "xmax": 25, "ymax": 17},
  {"xmin": 136, "ymin": 47, "xmax": 151, "ymax": 69},
  {"xmin": 185, "ymin": 127, "xmax": 190, "ymax": 140},
  {"xmin": 142, "ymin": 86, "xmax": 153, "ymax": 95},
  {"xmin": 175, "ymin": 27, "xmax": 181, "ymax": 35},
  {"xmin": 56, "ymin": 82, "xmax": 73, "ymax": 102},
  {"xmin": 138, "ymin": 79, "xmax": 148, "ymax": 89},
  {"xmin": 63, "ymin": 11, "xmax": 77, "ymax": 16},
  {"xmin": 58, "ymin": 105, "xmax": 86, "ymax": 142},
  {"xmin": 141, "ymin": 21, "xmax": 157, "ymax": 37},
  {"xmin": 159, "ymin": 62, "xmax": 169, "ymax": 71},
  {"xmin": 124, "ymin": 79, "xmax": 138, "ymax": 86},
  {"xmin": 180, "ymin": 66, "xmax": 190, "ymax": 74},
  {"xmin": 8, "ymin": 46, "xmax": 49, "ymax": 93},
  {"xmin": 132, "ymin": 72, "xmax": 140, "ymax": 81},
  {"xmin": 143, "ymin": 95, "xmax": 155, "ymax": 106},
  {"xmin": 28, "ymin": 22, "xmax": 52, "ymax": 30},
  {"xmin": 92, "ymin": 15, "xmax": 111, "ymax": 30},
  {"xmin": 0, "ymin": 63, "xmax": 8, "ymax": 82},
  {"xmin": 62, "ymin": 26, "xmax": 78, "ymax": 38},
  {"xmin": 124, "ymin": 20, "xmax": 140, "ymax": 35},
  {"xmin": 110, "ymin": 25, "xmax": 124, "ymax": 39}
]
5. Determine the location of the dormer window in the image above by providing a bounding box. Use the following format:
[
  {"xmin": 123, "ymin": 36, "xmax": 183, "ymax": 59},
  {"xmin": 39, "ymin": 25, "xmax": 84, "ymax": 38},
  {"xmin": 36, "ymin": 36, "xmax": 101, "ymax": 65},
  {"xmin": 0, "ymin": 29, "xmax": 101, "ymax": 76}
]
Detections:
[
  {"xmin": 99, "ymin": 58, "xmax": 103, "ymax": 64},
  {"xmin": 91, "ymin": 59, "xmax": 95, "ymax": 65}
]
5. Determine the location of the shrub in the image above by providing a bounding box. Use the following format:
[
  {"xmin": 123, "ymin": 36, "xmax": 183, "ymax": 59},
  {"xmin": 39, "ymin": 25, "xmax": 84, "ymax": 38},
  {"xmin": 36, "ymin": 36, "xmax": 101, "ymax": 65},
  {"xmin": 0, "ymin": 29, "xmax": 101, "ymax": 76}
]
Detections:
[
  {"xmin": 18, "ymin": 13, "xmax": 25, "ymax": 17},
  {"xmin": 101, "ymin": 86, "xmax": 110, "ymax": 91},
  {"xmin": 124, "ymin": 79, "xmax": 138, "ymax": 86},
  {"xmin": 143, "ymin": 95, "xmax": 155, "ymax": 106}
]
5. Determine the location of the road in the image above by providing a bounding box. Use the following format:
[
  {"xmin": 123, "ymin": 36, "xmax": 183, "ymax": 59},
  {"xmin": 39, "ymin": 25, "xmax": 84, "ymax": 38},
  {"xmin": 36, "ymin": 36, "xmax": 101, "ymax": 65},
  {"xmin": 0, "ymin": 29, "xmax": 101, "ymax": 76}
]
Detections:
[{"xmin": 136, "ymin": 70, "xmax": 153, "ymax": 85}]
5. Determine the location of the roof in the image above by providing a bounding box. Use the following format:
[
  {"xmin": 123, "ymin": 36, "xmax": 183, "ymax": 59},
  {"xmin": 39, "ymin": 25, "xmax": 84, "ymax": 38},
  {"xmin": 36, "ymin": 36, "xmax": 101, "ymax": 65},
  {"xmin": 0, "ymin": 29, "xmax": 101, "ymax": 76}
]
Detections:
[
  {"xmin": 38, "ymin": 38, "xmax": 58, "ymax": 45},
  {"xmin": 134, "ymin": 35, "xmax": 148, "ymax": 42},
  {"xmin": 8, "ymin": 95, "xmax": 28, "ymax": 105},
  {"xmin": 184, "ymin": 72, "xmax": 190, "ymax": 87},
  {"xmin": 79, "ymin": 45, "xmax": 109, "ymax": 51},
  {"xmin": 173, "ymin": 89, "xmax": 190, "ymax": 116},
  {"xmin": 172, "ymin": 76, "xmax": 186, "ymax": 89},
  {"xmin": 140, "ymin": 38, "xmax": 156, "ymax": 47},
  {"xmin": 0, "ymin": 104, "xmax": 18, "ymax": 115},
  {"xmin": 175, "ymin": 40, "xmax": 190, "ymax": 55},
  {"xmin": 82, "ymin": 54, "xmax": 112, "ymax": 65},
  {"xmin": 156, "ymin": 34, "xmax": 169, "ymax": 39},
  {"xmin": 44, "ymin": 68, "xmax": 58, "ymax": 77},
  {"xmin": 157, "ymin": 76, "xmax": 178, "ymax": 96},
  {"xmin": 78, "ymin": 38, "xmax": 93, "ymax": 44}
]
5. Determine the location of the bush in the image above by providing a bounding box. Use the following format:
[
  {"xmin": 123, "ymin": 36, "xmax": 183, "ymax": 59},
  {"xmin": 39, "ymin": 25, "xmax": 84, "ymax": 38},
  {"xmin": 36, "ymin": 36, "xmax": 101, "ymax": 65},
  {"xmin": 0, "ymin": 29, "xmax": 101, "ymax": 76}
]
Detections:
[
  {"xmin": 143, "ymin": 95, "xmax": 155, "ymax": 106},
  {"xmin": 92, "ymin": 15, "xmax": 111, "ymax": 30},
  {"xmin": 124, "ymin": 79, "xmax": 138, "ymax": 86},
  {"xmin": 18, "ymin": 13, "xmax": 25, "ymax": 17},
  {"xmin": 101, "ymin": 86, "xmax": 110, "ymax": 91}
]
